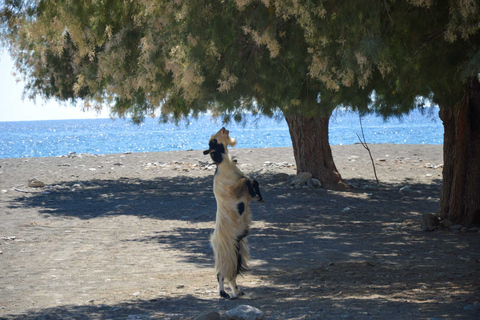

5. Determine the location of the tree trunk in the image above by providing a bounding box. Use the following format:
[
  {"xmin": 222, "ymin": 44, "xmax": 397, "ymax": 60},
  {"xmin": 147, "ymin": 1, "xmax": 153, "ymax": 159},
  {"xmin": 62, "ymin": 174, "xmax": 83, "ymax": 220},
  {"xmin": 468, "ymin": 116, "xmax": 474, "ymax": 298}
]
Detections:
[
  {"xmin": 439, "ymin": 77, "xmax": 480, "ymax": 225},
  {"xmin": 285, "ymin": 113, "xmax": 350, "ymax": 190}
]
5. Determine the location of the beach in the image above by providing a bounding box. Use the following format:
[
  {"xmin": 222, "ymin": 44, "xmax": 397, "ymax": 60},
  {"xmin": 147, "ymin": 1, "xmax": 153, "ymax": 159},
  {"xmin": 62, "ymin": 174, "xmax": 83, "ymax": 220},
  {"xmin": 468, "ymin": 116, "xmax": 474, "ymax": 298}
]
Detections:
[{"xmin": 1, "ymin": 144, "xmax": 479, "ymax": 319}]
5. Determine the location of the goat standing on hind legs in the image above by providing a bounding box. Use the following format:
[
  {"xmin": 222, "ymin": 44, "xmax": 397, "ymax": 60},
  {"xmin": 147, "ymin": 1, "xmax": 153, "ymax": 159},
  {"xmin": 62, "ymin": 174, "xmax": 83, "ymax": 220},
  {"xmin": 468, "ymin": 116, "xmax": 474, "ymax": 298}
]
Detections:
[{"xmin": 203, "ymin": 127, "xmax": 264, "ymax": 299}]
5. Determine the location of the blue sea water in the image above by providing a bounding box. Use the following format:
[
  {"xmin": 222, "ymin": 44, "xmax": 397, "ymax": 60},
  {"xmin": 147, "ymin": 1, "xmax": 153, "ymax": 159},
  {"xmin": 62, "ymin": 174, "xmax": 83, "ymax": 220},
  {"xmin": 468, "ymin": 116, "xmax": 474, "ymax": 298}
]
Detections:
[{"xmin": 0, "ymin": 108, "xmax": 443, "ymax": 159}]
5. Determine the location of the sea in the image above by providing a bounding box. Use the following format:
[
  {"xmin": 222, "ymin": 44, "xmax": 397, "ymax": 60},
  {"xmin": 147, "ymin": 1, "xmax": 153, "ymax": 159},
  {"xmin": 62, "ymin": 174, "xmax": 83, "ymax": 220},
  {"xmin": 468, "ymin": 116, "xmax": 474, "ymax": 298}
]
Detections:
[{"xmin": 0, "ymin": 108, "xmax": 443, "ymax": 159}]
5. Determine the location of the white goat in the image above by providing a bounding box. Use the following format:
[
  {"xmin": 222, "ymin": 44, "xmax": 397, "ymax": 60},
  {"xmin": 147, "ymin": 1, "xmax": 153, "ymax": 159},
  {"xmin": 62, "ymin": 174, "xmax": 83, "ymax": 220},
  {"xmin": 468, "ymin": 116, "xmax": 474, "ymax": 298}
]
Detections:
[{"xmin": 203, "ymin": 127, "xmax": 264, "ymax": 299}]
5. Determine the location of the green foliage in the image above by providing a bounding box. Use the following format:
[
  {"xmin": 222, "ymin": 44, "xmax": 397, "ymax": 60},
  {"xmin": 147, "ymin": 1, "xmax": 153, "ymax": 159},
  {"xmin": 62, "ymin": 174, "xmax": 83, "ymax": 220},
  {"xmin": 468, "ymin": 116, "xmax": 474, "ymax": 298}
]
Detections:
[{"xmin": 1, "ymin": 0, "xmax": 479, "ymax": 121}]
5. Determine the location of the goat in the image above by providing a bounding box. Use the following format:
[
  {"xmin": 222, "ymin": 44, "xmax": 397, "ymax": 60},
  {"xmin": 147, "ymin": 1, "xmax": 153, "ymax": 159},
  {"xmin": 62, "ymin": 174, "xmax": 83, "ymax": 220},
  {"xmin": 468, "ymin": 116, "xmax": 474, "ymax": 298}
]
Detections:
[{"xmin": 203, "ymin": 127, "xmax": 264, "ymax": 299}]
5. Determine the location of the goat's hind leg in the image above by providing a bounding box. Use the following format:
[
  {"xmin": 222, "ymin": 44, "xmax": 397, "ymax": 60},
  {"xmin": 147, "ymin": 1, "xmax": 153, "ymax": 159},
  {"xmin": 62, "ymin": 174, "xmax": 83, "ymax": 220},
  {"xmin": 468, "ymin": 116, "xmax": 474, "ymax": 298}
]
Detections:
[
  {"xmin": 217, "ymin": 273, "xmax": 230, "ymax": 299},
  {"xmin": 228, "ymin": 277, "xmax": 245, "ymax": 299}
]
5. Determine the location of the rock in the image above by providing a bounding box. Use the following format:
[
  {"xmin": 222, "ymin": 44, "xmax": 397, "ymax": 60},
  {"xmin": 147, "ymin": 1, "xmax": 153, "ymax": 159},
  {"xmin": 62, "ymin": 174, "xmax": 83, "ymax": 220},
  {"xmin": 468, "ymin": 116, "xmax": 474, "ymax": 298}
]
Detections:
[
  {"xmin": 226, "ymin": 305, "xmax": 264, "ymax": 320},
  {"xmin": 449, "ymin": 224, "xmax": 463, "ymax": 230},
  {"xmin": 307, "ymin": 178, "xmax": 322, "ymax": 188},
  {"xmin": 272, "ymin": 173, "xmax": 290, "ymax": 181},
  {"xmin": 290, "ymin": 172, "xmax": 312, "ymax": 185},
  {"xmin": 342, "ymin": 207, "xmax": 351, "ymax": 212},
  {"xmin": 463, "ymin": 304, "xmax": 480, "ymax": 311},
  {"xmin": 421, "ymin": 213, "xmax": 440, "ymax": 231},
  {"xmin": 28, "ymin": 179, "xmax": 45, "ymax": 188},
  {"xmin": 194, "ymin": 311, "xmax": 220, "ymax": 320},
  {"xmin": 399, "ymin": 186, "xmax": 412, "ymax": 193},
  {"xmin": 439, "ymin": 219, "xmax": 453, "ymax": 228}
]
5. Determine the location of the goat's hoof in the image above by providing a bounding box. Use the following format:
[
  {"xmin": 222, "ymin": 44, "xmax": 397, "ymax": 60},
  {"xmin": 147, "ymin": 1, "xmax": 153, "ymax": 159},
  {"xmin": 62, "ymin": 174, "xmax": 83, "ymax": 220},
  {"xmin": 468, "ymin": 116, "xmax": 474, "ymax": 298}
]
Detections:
[
  {"xmin": 229, "ymin": 292, "xmax": 244, "ymax": 300},
  {"xmin": 220, "ymin": 290, "xmax": 230, "ymax": 299},
  {"xmin": 258, "ymin": 198, "xmax": 265, "ymax": 203}
]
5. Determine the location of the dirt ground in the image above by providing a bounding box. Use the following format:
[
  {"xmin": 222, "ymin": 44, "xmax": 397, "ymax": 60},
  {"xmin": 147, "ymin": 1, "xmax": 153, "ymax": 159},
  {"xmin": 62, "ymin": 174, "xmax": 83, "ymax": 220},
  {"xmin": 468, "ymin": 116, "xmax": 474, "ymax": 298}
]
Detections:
[{"xmin": 0, "ymin": 144, "xmax": 479, "ymax": 320}]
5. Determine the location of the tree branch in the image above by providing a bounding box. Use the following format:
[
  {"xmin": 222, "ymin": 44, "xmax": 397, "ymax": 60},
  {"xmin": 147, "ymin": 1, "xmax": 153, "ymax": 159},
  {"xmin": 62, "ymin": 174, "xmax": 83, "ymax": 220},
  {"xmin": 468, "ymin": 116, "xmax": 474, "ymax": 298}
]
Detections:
[{"xmin": 356, "ymin": 115, "xmax": 379, "ymax": 184}]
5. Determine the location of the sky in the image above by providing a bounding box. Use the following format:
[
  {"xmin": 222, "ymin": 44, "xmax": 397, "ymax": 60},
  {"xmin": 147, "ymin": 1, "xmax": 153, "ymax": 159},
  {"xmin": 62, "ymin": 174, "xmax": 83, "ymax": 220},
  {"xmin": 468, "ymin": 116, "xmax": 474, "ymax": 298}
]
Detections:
[{"xmin": 0, "ymin": 51, "xmax": 111, "ymax": 122}]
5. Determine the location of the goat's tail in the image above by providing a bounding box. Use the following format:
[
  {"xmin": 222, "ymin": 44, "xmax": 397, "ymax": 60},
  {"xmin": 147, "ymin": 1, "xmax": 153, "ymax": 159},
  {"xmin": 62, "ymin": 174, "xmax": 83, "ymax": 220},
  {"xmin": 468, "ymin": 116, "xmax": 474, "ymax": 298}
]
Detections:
[
  {"xmin": 236, "ymin": 236, "xmax": 250, "ymax": 276},
  {"xmin": 211, "ymin": 230, "xmax": 250, "ymax": 281}
]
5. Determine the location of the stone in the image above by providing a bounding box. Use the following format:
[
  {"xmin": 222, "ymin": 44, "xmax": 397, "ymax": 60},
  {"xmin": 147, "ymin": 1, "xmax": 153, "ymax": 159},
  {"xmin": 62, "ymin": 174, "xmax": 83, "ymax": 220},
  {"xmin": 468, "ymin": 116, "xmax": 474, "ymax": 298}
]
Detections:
[
  {"xmin": 272, "ymin": 173, "xmax": 290, "ymax": 181},
  {"xmin": 421, "ymin": 213, "xmax": 440, "ymax": 231},
  {"xmin": 28, "ymin": 179, "xmax": 44, "ymax": 188},
  {"xmin": 290, "ymin": 172, "xmax": 312, "ymax": 185},
  {"xmin": 439, "ymin": 219, "xmax": 453, "ymax": 228},
  {"xmin": 463, "ymin": 304, "xmax": 480, "ymax": 311},
  {"xmin": 307, "ymin": 178, "xmax": 322, "ymax": 188},
  {"xmin": 226, "ymin": 305, "xmax": 264, "ymax": 320},
  {"xmin": 399, "ymin": 186, "xmax": 412, "ymax": 193},
  {"xmin": 194, "ymin": 311, "xmax": 220, "ymax": 320},
  {"xmin": 449, "ymin": 224, "xmax": 463, "ymax": 230}
]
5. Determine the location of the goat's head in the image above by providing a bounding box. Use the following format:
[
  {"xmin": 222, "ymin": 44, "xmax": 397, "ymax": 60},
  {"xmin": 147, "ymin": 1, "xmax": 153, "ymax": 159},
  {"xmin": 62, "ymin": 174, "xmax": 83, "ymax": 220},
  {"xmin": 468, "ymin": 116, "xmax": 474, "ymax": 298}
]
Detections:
[{"xmin": 203, "ymin": 127, "xmax": 236, "ymax": 164}]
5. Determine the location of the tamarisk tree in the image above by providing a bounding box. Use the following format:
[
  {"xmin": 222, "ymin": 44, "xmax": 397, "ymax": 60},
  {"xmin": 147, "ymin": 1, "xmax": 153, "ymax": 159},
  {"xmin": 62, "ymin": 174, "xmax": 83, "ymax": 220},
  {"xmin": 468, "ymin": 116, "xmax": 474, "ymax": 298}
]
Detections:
[
  {"xmin": 272, "ymin": 0, "xmax": 480, "ymax": 224},
  {"xmin": 1, "ymin": 0, "xmax": 361, "ymax": 189},
  {"xmin": 2, "ymin": 1, "xmax": 480, "ymax": 223}
]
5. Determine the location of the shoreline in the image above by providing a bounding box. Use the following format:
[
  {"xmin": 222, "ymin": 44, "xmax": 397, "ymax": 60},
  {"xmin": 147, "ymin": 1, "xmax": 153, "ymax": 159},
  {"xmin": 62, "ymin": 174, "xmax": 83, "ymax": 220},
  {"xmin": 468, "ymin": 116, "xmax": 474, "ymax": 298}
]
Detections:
[
  {"xmin": 0, "ymin": 144, "xmax": 444, "ymax": 193},
  {"xmin": 0, "ymin": 142, "xmax": 444, "ymax": 161}
]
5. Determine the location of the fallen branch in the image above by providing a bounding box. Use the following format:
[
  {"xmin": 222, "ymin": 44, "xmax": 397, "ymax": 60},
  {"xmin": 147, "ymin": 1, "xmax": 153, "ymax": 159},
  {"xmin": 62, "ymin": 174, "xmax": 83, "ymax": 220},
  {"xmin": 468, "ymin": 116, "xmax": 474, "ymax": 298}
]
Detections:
[
  {"xmin": 13, "ymin": 185, "xmax": 45, "ymax": 194},
  {"xmin": 356, "ymin": 116, "xmax": 379, "ymax": 184}
]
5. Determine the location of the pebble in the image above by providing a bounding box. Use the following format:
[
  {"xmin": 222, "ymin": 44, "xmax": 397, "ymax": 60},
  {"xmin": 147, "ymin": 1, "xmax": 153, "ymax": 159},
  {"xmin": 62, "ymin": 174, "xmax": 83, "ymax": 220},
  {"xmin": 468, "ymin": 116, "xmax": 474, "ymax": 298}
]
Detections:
[
  {"xmin": 28, "ymin": 179, "xmax": 45, "ymax": 188},
  {"xmin": 290, "ymin": 172, "xmax": 312, "ymax": 185},
  {"xmin": 307, "ymin": 178, "xmax": 322, "ymax": 188},
  {"xmin": 439, "ymin": 220, "xmax": 453, "ymax": 228},
  {"xmin": 449, "ymin": 224, "xmax": 463, "ymax": 230},
  {"xmin": 194, "ymin": 311, "xmax": 220, "ymax": 320},
  {"xmin": 463, "ymin": 304, "xmax": 480, "ymax": 311},
  {"xmin": 227, "ymin": 305, "xmax": 264, "ymax": 320},
  {"xmin": 421, "ymin": 213, "xmax": 440, "ymax": 231},
  {"xmin": 263, "ymin": 161, "xmax": 294, "ymax": 168},
  {"xmin": 399, "ymin": 186, "xmax": 412, "ymax": 193}
]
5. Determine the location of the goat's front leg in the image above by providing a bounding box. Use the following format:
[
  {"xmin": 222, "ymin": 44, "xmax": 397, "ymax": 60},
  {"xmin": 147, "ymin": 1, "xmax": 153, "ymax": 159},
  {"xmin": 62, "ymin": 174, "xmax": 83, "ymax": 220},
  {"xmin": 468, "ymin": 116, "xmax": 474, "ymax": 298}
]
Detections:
[
  {"xmin": 232, "ymin": 178, "xmax": 264, "ymax": 203},
  {"xmin": 251, "ymin": 179, "xmax": 265, "ymax": 203}
]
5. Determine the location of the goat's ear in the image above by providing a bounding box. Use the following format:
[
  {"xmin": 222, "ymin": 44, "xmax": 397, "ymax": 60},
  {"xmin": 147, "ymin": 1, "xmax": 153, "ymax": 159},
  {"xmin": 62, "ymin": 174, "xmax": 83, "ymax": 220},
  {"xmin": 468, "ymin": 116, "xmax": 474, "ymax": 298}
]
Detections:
[{"xmin": 227, "ymin": 137, "xmax": 237, "ymax": 147}]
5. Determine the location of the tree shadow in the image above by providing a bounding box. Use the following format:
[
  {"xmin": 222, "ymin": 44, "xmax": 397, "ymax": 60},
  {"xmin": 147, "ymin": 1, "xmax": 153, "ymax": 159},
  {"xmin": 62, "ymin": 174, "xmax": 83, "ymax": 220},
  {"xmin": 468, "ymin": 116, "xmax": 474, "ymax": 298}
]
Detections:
[
  {"xmin": 4, "ymin": 172, "xmax": 479, "ymax": 319},
  {"xmin": 7, "ymin": 175, "xmax": 217, "ymax": 221}
]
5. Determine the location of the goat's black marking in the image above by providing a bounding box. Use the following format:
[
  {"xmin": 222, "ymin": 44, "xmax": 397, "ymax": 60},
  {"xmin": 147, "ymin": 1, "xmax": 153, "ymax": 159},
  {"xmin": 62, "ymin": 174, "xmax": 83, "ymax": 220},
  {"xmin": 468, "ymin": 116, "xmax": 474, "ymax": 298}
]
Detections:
[
  {"xmin": 235, "ymin": 229, "xmax": 250, "ymax": 276},
  {"xmin": 220, "ymin": 290, "xmax": 230, "ymax": 299},
  {"xmin": 237, "ymin": 202, "xmax": 245, "ymax": 215},
  {"xmin": 207, "ymin": 138, "xmax": 225, "ymax": 164},
  {"xmin": 236, "ymin": 252, "xmax": 249, "ymax": 275},
  {"xmin": 210, "ymin": 151, "xmax": 223, "ymax": 163},
  {"xmin": 236, "ymin": 229, "xmax": 249, "ymax": 242},
  {"xmin": 245, "ymin": 180, "xmax": 257, "ymax": 198}
]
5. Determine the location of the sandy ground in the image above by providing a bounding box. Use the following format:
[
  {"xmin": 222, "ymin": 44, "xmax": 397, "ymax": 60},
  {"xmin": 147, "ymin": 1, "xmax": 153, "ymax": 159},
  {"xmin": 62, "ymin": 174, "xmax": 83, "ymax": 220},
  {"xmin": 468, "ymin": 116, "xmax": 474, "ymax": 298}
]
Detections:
[{"xmin": 0, "ymin": 143, "xmax": 479, "ymax": 320}]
